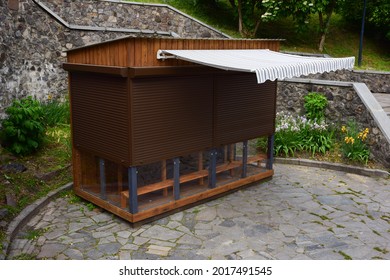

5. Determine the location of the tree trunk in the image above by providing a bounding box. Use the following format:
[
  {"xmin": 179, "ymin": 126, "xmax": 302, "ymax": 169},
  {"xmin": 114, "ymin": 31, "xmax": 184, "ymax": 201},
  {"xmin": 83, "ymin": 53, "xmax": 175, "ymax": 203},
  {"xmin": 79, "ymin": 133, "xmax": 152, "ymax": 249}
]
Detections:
[
  {"xmin": 318, "ymin": 33, "xmax": 327, "ymax": 52},
  {"xmin": 237, "ymin": 0, "xmax": 245, "ymax": 37},
  {"xmin": 317, "ymin": 0, "xmax": 337, "ymax": 52}
]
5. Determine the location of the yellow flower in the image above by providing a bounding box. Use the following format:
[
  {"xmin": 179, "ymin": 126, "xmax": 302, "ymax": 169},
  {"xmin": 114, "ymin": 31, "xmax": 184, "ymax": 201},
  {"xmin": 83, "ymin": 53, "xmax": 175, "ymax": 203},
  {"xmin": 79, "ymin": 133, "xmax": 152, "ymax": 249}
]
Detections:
[
  {"xmin": 341, "ymin": 126, "xmax": 347, "ymax": 133},
  {"xmin": 47, "ymin": 94, "xmax": 52, "ymax": 100},
  {"xmin": 344, "ymin": 136, "xmax": 355, "ymax": 144}
]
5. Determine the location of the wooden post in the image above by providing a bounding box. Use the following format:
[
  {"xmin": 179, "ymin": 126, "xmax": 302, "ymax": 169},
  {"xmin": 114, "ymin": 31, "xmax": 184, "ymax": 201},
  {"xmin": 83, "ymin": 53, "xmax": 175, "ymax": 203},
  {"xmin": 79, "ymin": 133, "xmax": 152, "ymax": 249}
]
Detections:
[
  {"xmin": 208, "ymin": 149, "xmax": 217, "ymax": 189},
  {"xmin": 242, "ymin": 140, "xmax": 248, "ymax": 178},
  {"xmin": 173, "ymin": 158, "xmax": 180, "ymax": 200},
  {"xmin": 198, "ymin": 152, "xmax": 204, "ymax": 185},
  {"xmin": 161, "ymin": 160, "xmax": 168, "ymax": 196},
  {"xmin": 117, "ymin": 165, "xmax": 123, "ymax": 193},
  {"xmin": 99, "ymin": 159, "xmax": 106, "ymax": 200},
  {"xmin": 229, "ymin": 144, "xmax": 235, "ymax": 176}
]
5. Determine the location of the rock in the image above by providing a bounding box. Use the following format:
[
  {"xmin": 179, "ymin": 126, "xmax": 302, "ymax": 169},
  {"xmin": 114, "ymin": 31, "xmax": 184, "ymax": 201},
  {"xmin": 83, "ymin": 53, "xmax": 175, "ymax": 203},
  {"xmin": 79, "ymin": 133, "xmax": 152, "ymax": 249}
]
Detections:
[
  {"xmin": 6, "ymin": 193, "xmax": 17, "ymax": 207},
  {"xmin": 0, "ymin": 208, "xmax": 9, "ymax": 220},
  {"xmin": 0, "ymin": 162, "xmax": 27, "ymax": 173}
]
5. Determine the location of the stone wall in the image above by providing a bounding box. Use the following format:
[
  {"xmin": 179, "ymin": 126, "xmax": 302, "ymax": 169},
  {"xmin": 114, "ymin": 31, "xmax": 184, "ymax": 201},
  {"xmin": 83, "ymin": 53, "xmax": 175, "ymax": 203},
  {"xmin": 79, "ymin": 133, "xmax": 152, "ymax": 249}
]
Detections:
[
  {"xmin": 0, "ymin": 0, "xmax": 228, "ymax": 118},
  {"xmin": 307, "ymin": 69, "xmax": 390, "ymax": 94},
  {"xmin": 277, "ymin": 79, "xmax": 390, "ymax": 167}
]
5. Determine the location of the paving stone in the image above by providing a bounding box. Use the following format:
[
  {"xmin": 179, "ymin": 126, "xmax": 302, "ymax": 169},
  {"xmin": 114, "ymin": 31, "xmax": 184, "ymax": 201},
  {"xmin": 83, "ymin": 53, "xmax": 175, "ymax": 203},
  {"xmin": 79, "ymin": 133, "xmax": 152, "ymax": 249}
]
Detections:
[
  {"xmin": 146, "ymin": 245, "xmax": 171, "ymax": 256},
  {"xmin": 140, "ymin": 225, "xmax": 184, "ymax": 241},
  {"xmin": 166, "ymin": 221, "xmax": 182, "ymax": 229},
  {"xmin": 149, "ymin": 239, "xmax": 176, "ymax": 247},
  {"xmin": 44, "ymin": 229, "xmax": 66, "ymax": 240},
  {"xmin": 177, "ymin": 234, "xmax": 202, "ymax": 246},
  {"xmin": 69, "ymin": 222, "xmax": 86, "ymax": 233},
  {"xmin": 279, "ymin": 224, "xmax": 300, "ymax": 237},
  {"xmin": 119, "ymin": 250, "xmax": 132, "ymax": 260},
  {"xmin": 133, "ymin": 236, "xmax": 149, "ymax": 246},
  {"xmin": 118, "ymin": 244, "xmax": 137, "ymax": 252},
  {"xmin": 170, "ymin": 211, "xmax": 184, "ymax": 221},
  {"xmin": 116, "ymin": 230, "xmax": 131, "ymax": 239},
  {"xmin": 63, "ymin": 248, "xmax": 84, "ymax": 260},
  {"xmin": 85, "ymin": 249, "xmax": 104, "ymax": 260},
  {"xmin": 37, "ymin": 243, "xmax": 67, "ymax": 259},
  {"xmin": 195, "ymin": 207, "xmax": 217, "ymax": 221},
  {"xmin": 96, "ymin": 243, "xmax": 121, "ymax": 255},
  {"xmin": 91, "ymin": 213, "xmax": 113, "ymax": 223},
  {"xmin": 98, "ymin": 235, "xmax": 117, "ymax": 245}
]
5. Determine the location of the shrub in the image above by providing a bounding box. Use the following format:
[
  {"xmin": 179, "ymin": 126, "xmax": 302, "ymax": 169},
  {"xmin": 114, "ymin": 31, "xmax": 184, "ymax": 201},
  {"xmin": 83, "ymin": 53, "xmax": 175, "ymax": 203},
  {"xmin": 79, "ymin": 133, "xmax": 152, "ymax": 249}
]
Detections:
[
  {"xmin": 340, "ymin": 121, "xmax": 370, "ymax": 164},
  {"xmin": 304, "ymin": 92, "xmax": 328, "ymax": 121},
  {"xmin": 0, "ymin": 97, "xmax": 45, "ymax": 156}
]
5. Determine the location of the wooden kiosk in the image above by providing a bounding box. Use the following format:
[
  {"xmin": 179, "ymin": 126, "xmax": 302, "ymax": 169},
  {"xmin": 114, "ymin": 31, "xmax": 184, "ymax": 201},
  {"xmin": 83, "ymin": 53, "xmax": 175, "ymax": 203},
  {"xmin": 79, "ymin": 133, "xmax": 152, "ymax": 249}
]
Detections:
[{"xmin": 64, "ymin": 37, "xmax": 353, "ymax": 224}]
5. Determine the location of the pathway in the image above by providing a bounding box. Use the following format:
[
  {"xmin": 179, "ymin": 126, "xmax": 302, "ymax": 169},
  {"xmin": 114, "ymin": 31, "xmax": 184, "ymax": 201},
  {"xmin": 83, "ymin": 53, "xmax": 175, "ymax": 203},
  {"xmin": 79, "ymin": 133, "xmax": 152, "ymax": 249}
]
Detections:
[{"xmin": 7, "ymin": 164, "xmax": 390, "ymax": 260}]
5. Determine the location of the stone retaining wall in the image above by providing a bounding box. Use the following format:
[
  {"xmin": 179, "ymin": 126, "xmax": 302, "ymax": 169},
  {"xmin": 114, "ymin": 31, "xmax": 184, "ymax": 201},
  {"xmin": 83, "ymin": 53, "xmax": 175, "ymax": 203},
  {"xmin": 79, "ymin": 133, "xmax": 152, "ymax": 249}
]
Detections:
[
  {"xmin": 307, "ymin": 69, "xmax": 390, "ymax": 94},
  {"xmin": 277, "ymin": 79, "xmax": 390, "ymax": 167},
  {"xmin": 0, "ymin": 0, "xmax": 228, "ymax": 118}
]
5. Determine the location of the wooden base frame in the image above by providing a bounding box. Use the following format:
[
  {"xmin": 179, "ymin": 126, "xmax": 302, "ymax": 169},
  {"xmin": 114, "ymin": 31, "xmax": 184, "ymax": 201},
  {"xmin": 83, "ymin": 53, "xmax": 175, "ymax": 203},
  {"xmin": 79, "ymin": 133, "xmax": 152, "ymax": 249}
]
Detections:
[
  {"xmin": 74, "ymin": 169, "xmax": 273, "ymax": 224},
  {"xmin": 72, "ymin": 139, "xmax": 274, "ymax": 224}
]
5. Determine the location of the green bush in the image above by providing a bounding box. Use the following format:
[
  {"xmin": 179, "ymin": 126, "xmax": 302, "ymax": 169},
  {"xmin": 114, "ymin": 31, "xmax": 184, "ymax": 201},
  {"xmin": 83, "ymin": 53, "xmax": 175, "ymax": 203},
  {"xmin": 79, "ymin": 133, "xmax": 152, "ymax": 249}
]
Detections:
[
  {"xmin": 304, "ymin": 92, "xmax": 328, "ymax": 121},
  {"xmin": 0, "ymin": 97, "xmax": 45, "ymax": 156}
]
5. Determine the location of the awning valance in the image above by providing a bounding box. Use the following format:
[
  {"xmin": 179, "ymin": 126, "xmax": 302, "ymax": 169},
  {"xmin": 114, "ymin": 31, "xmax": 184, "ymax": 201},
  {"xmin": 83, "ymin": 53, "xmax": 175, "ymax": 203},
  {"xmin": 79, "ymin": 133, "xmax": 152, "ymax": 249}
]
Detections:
[{"xmin": 157, "ymin": 49, "xmax": 355, "ymax": 84}]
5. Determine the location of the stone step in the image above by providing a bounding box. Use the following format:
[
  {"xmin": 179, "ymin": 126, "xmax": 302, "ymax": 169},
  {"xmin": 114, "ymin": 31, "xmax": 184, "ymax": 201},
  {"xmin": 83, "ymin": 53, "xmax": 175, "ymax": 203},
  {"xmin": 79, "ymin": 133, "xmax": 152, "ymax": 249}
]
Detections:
[{"xmin": 373, "ymin": 93, "xmax": 390, "ymax": 117}]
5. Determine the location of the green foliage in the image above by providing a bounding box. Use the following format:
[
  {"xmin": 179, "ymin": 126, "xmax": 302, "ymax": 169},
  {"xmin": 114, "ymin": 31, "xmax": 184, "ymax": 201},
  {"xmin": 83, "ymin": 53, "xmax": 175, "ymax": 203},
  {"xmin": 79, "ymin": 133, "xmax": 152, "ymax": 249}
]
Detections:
[
  {"xmin": 0, "ymin": 97, "xmax": 45, "ymax": 156},
  {"xmin": 340, "ymin": 121, "xmax": 370, "ymax": 164},
  {"xmin": 339, "ymin": 0, "xmax": 390, "ymax": 41},
  {"xmin": 41, "ymin": 97, "xmax": 70, "ymax": 127},
  {"xmin": 272, "ymin": 112, "xmax": 334, "ymax": 157},
  {"xmin": 304, "ymin": 92, "xmax": 328, "ymax": 121}
]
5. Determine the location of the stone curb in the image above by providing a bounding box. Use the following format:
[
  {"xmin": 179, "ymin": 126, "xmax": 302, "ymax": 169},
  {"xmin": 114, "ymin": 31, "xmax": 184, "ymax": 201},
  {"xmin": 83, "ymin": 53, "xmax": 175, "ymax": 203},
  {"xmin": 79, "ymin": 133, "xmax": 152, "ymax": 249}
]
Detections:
[
  {"xmin": 0, "ymin": 182, "xmax": 73, "ymax": 260},
  {"xmin": 275, "ymin": 157, "xmax": 390, "ymax": 178}
]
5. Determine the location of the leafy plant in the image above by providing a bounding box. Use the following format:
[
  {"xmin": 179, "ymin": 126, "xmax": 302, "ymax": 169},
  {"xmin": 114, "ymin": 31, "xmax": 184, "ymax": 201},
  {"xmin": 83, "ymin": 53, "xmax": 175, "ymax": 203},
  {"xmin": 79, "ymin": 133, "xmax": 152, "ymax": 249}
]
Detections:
[
  {"xmin": 40, "ymin": 96, "xmax": 70, "ymax": 127},
  {"xmin": 267, "ymin": 112, "xmax": 334, "ymax": 157},
  {"xmin": 304, "ymin": 92, "xmax": 328, "ymax": 121},
  {"xmin": 340, "ymin": 121, "xmax": 370, "ymax": 164},
  {"xmin": 0, "ymin": 97, "xmax": 45, "ymax": 156}
]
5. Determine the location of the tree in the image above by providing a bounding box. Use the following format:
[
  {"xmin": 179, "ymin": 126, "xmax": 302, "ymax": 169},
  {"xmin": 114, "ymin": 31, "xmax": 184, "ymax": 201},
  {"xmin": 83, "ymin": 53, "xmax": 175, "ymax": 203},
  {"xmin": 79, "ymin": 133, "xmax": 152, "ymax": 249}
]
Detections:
[
  {"xmin": 228, "ymin": 0, "xmax": 282, "ymax": 38},
  {"xmin": 340, "ymin": 0, "xmax": 390, "ymax": 41},
  {"xmin": 276, "ymin": 0, "xmax": 339, "ymax": 52}
]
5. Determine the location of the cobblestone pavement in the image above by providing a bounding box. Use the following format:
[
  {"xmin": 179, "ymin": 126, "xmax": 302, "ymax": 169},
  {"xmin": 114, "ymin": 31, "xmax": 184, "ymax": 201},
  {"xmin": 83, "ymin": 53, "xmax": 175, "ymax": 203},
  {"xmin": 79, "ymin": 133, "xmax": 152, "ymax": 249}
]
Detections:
[{"xmin": 7, "ymin": 164, "xmax": 390, "ymax": 260}]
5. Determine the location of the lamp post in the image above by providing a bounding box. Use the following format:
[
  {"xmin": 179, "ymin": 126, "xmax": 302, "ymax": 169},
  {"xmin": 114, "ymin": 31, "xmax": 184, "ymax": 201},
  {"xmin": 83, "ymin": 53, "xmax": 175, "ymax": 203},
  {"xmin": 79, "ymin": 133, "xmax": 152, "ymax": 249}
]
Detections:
[{"xmin": 358, "ymin": 0, "xmax": 367, "ymax": 67}]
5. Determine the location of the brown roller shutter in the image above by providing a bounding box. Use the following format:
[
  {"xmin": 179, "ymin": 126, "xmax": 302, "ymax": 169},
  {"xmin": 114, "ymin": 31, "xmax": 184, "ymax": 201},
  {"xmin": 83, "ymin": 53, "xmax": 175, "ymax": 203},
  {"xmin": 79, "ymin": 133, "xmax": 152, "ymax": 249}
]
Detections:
[
  {"xmin": 70, "ymin": 72, "xmax": 131, "ymax": 165},
  {"xmin": 131, "ymin": 75, "xmax": 213, "ymax": 165},
  {"xmin": 214, "ymin": 74, "xmax": 276, "ymax": 146}
]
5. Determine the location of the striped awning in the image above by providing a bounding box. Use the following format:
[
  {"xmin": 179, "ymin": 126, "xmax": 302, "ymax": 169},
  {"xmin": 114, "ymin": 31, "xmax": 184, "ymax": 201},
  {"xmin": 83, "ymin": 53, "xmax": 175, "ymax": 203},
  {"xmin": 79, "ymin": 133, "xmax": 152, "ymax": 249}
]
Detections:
[{"xmin": 157, "ymin": 49, "xmax": 355, "ymax": 84}]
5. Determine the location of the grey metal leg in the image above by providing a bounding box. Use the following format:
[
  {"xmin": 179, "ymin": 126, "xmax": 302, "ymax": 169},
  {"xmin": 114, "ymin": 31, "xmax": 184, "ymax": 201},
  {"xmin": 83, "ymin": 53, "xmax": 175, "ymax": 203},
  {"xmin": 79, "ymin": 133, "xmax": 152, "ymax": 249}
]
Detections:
[
  {"xmin": 242, "ymin": 140, "xmax": 248, "ymax": 178},
  {"xmin": 99, "ymin": 159, "xmax": 106, "ymax": 200},
  {"xmin": 128, "ymin": 166, "xmax": 138, "ymax": 214},
  {"xmin": 267, "ymin": 134, "xmax": 275, "ymax": 170},
  {"xmin": 208, "ymin": 149, "xmax": 217, "ymax": 189},
  {"xmin": 173, "ymin": 158, "xmax": 180, "ymax": 200}
]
